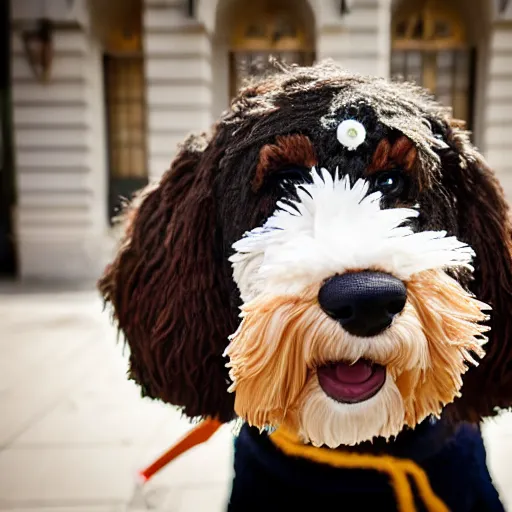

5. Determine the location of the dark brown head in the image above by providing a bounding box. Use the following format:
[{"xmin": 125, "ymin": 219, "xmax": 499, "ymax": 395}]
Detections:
[{"xmin": 99, "ymin": 61, "xmax": 512, "ymax": 431}]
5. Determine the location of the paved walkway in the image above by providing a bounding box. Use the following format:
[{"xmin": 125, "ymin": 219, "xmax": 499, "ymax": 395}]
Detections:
[{"xmin": 0, "ymin": 286, "xmax": 510, "ymax": 511}]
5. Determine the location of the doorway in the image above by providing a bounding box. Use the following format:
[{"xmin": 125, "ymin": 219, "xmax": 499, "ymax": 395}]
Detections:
[
  {"xmin": 0, "ymin": 0, "xmax": 17, "ymax": 277},
  {"xmin": 104, "ymin": 53, "xmax": 147, "ymax": 221},
  {"xmin": 99, "ymin": 0, "xmax": 148, "ymax": 222}
]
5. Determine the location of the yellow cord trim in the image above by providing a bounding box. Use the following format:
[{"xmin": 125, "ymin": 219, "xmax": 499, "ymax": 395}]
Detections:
[{"xmin": 270, "ymin": 427, "xmax": 449, "ymax": 512}]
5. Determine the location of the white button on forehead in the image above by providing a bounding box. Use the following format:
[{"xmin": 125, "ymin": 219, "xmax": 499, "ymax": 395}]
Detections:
[{"xmin": 336, "ymin": 119, "xmax": 366, "ymax": 151}]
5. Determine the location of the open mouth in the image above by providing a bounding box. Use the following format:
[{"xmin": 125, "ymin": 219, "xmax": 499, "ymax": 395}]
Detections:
[{"xmin": 317, "ymin": 359, "xmax": 386, "ymax": 403}]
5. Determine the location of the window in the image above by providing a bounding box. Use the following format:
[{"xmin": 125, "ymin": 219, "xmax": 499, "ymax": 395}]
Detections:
[
  {"xmin": 104, "ymin": 54, "xmax": 147, "ymax": 220},
  {"xmin": 391, "ymin": 0, "xmax": 474, "ymax": 125},
  {"xmin": 229, "ymin": 0, "xmax": 314, "ymax": 97}
]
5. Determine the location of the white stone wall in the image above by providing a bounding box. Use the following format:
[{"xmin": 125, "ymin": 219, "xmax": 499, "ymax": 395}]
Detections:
[
  {"xmin": 483, "ymin": 24, "xmax": 512, "ymax": 202},
  {"xmin": 11, "ymin": 1, "xmax": 109, "ymax": 280},
  {"xmin": 143, "ymin": 0, "xmax": 213, "ymax": 181}
]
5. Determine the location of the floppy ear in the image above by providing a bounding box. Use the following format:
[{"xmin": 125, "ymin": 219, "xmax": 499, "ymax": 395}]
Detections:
[
  {"xmin": 442, "ymin": 126, "xmax": 512, "ymax": 421},
  {"xmin": 98, "ymin": 134, "xmax": 237, "ymax": 421}
]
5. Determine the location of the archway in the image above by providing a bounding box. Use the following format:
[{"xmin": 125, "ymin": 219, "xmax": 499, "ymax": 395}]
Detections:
[
  {"xmin": 391, "ymin": 0, "xmax": 475, "ymax": 125},
  {"xmin": 228, "ymin": 0, "xmax": 315, "ymax": 97},
  {"xmin": 212, "ymin": 0, "xmax": 315, "ymax": 115}
]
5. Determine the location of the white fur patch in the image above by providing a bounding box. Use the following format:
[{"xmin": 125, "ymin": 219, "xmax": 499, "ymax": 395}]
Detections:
[{"xmin": 230, "ymin": 167, "xmax": 474, "ymax": 302}]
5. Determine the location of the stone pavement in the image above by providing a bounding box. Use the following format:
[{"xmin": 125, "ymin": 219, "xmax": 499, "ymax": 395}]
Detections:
[{"xmin": 0, "ymin": 285, "xmax": 510, "ymax": 512}]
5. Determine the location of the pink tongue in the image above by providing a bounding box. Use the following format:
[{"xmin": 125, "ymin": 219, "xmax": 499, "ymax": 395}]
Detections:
[
  {"xmin": 335, "ymin": 360, "xmax": 373, "ymax": 384},
  {"xmin": 318, "ymin": 360, "xmax": 386, "ymax": 403}
]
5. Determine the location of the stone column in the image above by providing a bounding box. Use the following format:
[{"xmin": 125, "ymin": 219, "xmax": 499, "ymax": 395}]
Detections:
[
  {"xmin": 482, "ymin": 24, "xmax": 512, "ymax": 202},
  {"xmin": 11, "ymin": 0, "xmax": 109, "ymax": 280},
  {"xmin": 143, "ymin": 0, "xmax": 213, "ymax": 182}
]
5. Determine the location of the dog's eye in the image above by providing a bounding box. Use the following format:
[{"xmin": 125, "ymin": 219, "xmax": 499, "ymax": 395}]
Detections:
[
  {"xmin": 374, "ymin": 170, "xmax": 405, "ymax": 197},
  {"xmin": 275, "ymin": 166, "xmax": 312, "ymax": 183}
]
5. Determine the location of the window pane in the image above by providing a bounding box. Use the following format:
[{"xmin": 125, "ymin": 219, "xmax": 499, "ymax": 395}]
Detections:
[
  {"xmin": 436, "ymin": 51, "xmax": 455, "ymax": 104},
  {"xmin": 412, "ymin": 17, "xmax": 424, "ymax": 40},
  {"xmin": 452, "ymin": 92, "xmax": 468, "ymax": 121},
  {"xmin": 405, "ymin": 51, "xmax": 423, "ymax": 84},
  {"xmin": 436, "ymin": 52, "xmax": 453, "ymax": 93},
  {"xmin": 274, "ymin": 15, "xmax": 297, "ymax": 39},
  {"xmin": 130, "ymin": 148, "xmax": 146, "ymax": 178},
  {"xmin": 454, "ymin": 51, "xmax": 469, "ymax": 90},
  {"xmin": 246, "ymin": 24, "xmax": 266, "ymax": 38},
  {"xmin": 434, "ymin": 19, "xmax": 452, "ymax": 38},
  {"xmin": 395, "ymin": 20, "xmax": 407, "ymax": 39},
  {"xmin": 117, "ymin": 150, "xmax": 130, "ymax": 178},
  {"xmin": 437, "ymin": 50, "xmax": 454, "ymax": 69},
  {"xmin": 391, "ymin": 51, "xmax": 406, "ymax": 78},
  {"xmin": 104, "ymin": 56, "xmax": 147, "ymax": 180}
]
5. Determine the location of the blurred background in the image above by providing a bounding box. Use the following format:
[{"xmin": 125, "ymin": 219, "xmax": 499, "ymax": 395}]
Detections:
[{"xmin": 0, "ymin": 0, "xmax": 511, "ymax": 511}]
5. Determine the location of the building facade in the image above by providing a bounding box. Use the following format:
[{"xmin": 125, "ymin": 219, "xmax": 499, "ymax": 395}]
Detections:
[{"xmin": 3, "ymin": 0, "xmax": 512, "ymax": 280}]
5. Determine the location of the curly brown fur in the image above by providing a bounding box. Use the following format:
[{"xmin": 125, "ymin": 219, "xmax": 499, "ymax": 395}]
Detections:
[
  {"xmin": 439, "ymin": 130, "xmax": 512, "ymax": 420},
  {"xmin": 99, "ymin": 133, "xmax": 238, "ymax": 421}
]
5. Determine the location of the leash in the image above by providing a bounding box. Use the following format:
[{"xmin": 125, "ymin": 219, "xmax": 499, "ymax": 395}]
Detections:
[
  {"xmin": 271, "ymin": 427, "xmax": 449, "ymax": 512},
  {"xmin": 138, "ymin": 418, "xmax": 222, "ymax": 482}
]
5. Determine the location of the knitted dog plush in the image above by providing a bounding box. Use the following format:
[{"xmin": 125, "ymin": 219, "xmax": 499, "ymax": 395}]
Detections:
[{"xmin": 99, "ymin": 62, "xmax": 512, "ymax": 512}]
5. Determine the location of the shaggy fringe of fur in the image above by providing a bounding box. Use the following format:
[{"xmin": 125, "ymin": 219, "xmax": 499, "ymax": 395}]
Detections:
[
  {"xmin": 224, "ymin": 60, "xmax": 448, "ymax": 188},
  {"xmin": 226, "ymin": 269, "xmax": 487, "ymax": 446}
]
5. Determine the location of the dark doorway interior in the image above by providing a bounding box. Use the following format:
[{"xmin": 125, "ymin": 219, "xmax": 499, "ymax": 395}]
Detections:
[{"xmin": 0, "ymin": 0, "xmax": 17, "ymax": 277}]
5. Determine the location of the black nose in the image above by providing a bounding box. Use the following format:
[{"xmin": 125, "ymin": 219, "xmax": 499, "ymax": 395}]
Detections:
[{"xmin": 318, "ymin": 271, "xmax": 407, "ymax": 337}]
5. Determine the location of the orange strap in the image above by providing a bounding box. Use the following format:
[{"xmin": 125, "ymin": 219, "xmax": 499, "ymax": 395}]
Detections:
[{"xmin": 139, "ymin": 418, "xmax": 222, "ymax": 482}]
